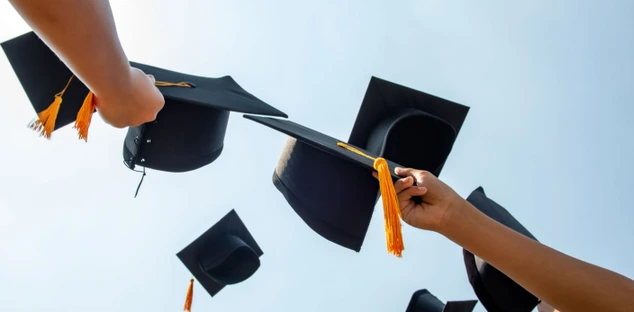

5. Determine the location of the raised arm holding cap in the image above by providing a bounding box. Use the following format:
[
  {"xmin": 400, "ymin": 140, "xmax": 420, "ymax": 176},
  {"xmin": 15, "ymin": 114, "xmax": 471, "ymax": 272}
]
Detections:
[
  {"xmin": 391, "ymin": 167, "xmax": 634, "ymax": 312},
  {"xmin": 8, "ymin": 0, "xmax": 164, "ymax": 128}
]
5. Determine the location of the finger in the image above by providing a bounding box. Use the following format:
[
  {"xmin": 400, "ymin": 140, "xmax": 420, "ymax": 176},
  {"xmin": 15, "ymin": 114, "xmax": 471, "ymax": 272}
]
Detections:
[
  {"xmin": 394, "ymin": 176, "xmax": 414, "ymax": 193},
  {"xmin": 394, "ymin": 167, "xmax": 407, "ymax": 176},
  {"xmin": 373, "ymin": 171, "xmax": 413, "ymax": 192},
  {"xmin": 397, "ymin": 186, "xmax": 428, "ymax": 203},
  {"xmin": 148, "ymin": 74, "xmax": 156, "ymax": 84},
  {"xmin": 395, "ymin": 167, "xmax": 420, "ymax": 178}
]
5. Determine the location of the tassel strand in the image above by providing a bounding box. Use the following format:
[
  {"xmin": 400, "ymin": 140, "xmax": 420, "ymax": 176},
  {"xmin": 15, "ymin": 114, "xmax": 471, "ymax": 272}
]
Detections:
[
  {"xmin": 337, "ymin": 142, "xmax": 404, "ymax": 257},
  {"xmin": 28, "ymin": 75, "xmax": 75, "ymax": 138},
  {"xmin": 183, "ymin": 278, "xmax": 194, "ymax": 312}
]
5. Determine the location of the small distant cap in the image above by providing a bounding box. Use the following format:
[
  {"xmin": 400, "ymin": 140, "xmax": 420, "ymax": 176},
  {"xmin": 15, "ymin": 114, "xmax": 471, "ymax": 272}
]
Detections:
[
  {"xmin": 177, "ymin": 209, "xmax": 263, "ymax": 298},
  {"xmin": 405, "ymin": 289, "xmax": 478, "ymax": 312}
]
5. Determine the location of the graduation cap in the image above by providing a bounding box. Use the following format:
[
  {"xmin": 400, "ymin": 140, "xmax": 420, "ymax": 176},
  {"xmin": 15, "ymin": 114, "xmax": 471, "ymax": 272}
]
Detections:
[
  {"xmin": 177, "ymin": 209, "xmax": 263, "ymax": 311},
  {"xmin": 462, "ymin": 187, "xmax": 540, "ymax": 312},
  {"xmin": 1, "ymin": 31, "xmax": 287, "ymax": 173},
  {"xmin": 244, "ymin": 77, "xmax": 469, "ymax": 256},
  {"xmin": 405, "ymin": 289, "xmax": 478, "ymax": 312}
]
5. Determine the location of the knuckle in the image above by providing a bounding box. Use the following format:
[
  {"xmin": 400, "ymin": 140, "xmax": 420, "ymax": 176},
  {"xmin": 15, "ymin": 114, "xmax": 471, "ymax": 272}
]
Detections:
[{"xmin": 418, "ymin": 170, "xmax": 431, "ymax": 178}]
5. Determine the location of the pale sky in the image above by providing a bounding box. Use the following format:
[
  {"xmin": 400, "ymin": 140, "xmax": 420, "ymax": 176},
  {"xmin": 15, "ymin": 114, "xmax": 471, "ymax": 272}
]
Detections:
[{"xmin": 1, "ymin": 1, "xmax": 633, "ymax": 311}]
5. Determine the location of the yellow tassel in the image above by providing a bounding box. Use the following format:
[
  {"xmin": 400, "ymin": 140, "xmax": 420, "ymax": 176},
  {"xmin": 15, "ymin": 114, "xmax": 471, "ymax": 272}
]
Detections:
[
  {"xmin": 374, "ymin": 157, "xmax": 404, "ymax": 257},
  {"xmin": 29, "ymin": 94, "xmax": 63, "ymax": 139},
  {"xmin": 336, "ymin": 142, "xmax": 404, "ymax": 257},
  {"xmin": 32, "ymin": 74, "xmax": 192, "ymax": 141},
  {"xmin": 29, "ymin": 75, "xmax": 75, "ymax": 139},
  {"xmin": 183, "ymin": 278, "xmax": 194, "ymax": 312},
  {"xmin": 73, "ymin": 91, "xmax": 95, "ymax": 142}
]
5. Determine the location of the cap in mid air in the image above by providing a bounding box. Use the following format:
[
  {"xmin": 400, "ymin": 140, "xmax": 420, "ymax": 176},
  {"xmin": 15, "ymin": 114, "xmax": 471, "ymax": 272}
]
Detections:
[
  {"xmin": 1, "ymin": 31, "xmax": 288, "ymax": 173},
  {"xmin": 462, "ymin": 187, "xmax": 540, "ymax": 312},
  {"xmin": 177, "ymin": 209, "xmax": 263, "ymax": 309},
  {"xmin": 244, "ymin": 77, "xmax": 469, "ymax": 256},
  {"xmin": 405, "ymin": 289, "xmax": 478, "ymax": 312}
]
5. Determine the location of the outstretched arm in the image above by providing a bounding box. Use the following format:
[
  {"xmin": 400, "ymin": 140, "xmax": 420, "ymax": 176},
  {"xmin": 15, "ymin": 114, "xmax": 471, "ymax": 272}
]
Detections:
[
  {"xmin": 9, "ymin": 0, "xmax": 129, "ymax": 98},
  {"xmin": 8, "ymin": 0, "xmax": 164, "ymax": 127},
  {"xmin": 442, "ymin": 201, "xmax": 634, "ymax": 312},
  {"xmin": 391, "ymin": 167, "xmax": 634, "ymax": 312}
]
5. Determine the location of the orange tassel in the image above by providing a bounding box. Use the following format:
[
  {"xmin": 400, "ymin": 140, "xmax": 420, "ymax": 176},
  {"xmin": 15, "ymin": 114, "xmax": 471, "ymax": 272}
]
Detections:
[
  {"xmin": 183, "ymin": 278, "xmax": 194, "ymax": 312},
  {"xmin": 374, "ymin": 157, "xmax": 404, "ymax": 257},
  {"xmin": 29, "ymin": 75, "xmax": 75, "ymax": 138},
  {"xmin": 73, "ymin": 91, "xmax": 95, "ymax": 142},
  {"xmin": 31, "ymin": 74, "xmax": 192, "ymax": 141},
  {"xmin": 29, "ymin": 94, "xmax": 63, "ymax": 139},
  {"xmin": 336, "ymin": 142, "xmax": 404, "ymax": 257}
]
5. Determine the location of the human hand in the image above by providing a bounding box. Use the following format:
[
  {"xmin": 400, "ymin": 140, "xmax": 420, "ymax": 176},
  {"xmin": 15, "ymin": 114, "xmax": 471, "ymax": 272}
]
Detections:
[
  {"xmin": 93, "ymin": 66, "xmax": 165, "ymax": 128},
  {"xmin": 375, "ymin": 167, "xmax": 463, "ymax": 232}
]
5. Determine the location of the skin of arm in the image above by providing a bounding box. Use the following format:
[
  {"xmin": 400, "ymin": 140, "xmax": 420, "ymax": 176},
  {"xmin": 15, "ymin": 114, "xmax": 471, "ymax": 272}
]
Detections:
[
  {"xmin": 8, "ymin": 0, "xmax": 164, "ymax": 128},
  {"xmin": 440, "ymin": 199, "xmax": 634, "ymax": 312},
  {"xmin": 537, "ymin": 301, "xmax": 559, "ymax": 312},
  {"xmin": 9, "ymin": 0, "xmax": 132, "ymax": 100}
]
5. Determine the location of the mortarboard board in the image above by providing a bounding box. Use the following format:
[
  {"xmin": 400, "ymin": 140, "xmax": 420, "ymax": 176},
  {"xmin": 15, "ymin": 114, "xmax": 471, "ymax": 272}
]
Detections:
[
  {"xmin": 405, "ymin": 289, "xmax": 478, "ymax": 312},
  {"xmin": 462, "ymin": 187, "xmax": 540, "ymax": 312},
  {"xmin": 244, "ymin": 77, "xmax": 469, "ymax": 256},
  {"xmin": 1, "ymin": 31, "xmax": 287, "ymax": 173},
  {"xmin": 177, "ymin": 209, "xmax": 263, "ymax": 311}
]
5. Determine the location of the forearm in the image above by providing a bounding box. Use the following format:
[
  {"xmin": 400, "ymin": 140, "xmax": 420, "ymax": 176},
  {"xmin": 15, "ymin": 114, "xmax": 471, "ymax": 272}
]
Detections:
[
  {"xmin": 9, "ymin": 0, "xmax": 131, "ymax": 97},
  {"xmin": 441, "ymin": 200, "xmax": 634, "ymax": 312}
]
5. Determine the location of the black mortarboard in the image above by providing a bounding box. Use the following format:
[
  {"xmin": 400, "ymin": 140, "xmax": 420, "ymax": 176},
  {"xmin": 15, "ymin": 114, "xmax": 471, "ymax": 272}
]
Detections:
[
  {"xmin": 244, "ymin": 77, "xmax": 469, "ymax": 256},
  {"xmin": 462, "ymin": 187, "xmax": 540, "ymax": 312},
  {"xmin": 405, "ymin": 289, "xmax": 478, "ymax": 312},
  {"xmin": 177, "ymin": 209, "xmax": 263, "ymax": 301},
  {"xmin": 1, "ymin": 31, "xmax": 287, "ymax": 173}
]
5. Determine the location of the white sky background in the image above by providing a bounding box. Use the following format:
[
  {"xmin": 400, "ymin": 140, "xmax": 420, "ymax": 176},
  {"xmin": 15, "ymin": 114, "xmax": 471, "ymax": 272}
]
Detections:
[{"xmin": 1, "ymin": 1, "xmax": 633, "ymax": 311}]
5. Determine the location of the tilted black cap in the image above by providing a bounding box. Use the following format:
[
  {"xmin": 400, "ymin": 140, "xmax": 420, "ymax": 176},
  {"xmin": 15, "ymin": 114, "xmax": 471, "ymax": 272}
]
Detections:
[
  {"xmin": 244, "ymin": 77, "xmax": 469, "ymax": 252},
  {"xmin": 1, "ymin": 31, "xmax": 288, "ymax": 173},
  {"xmin": 405, "ymin": 289, "xmax": 478, "ymax": 312},
  {"xmin": 177, "ymin": 209, "xmax": 263, "ymax": 298},
  {"xmin": 348, "ymin": 77, "xmax": 469, "ymax": 175}
]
